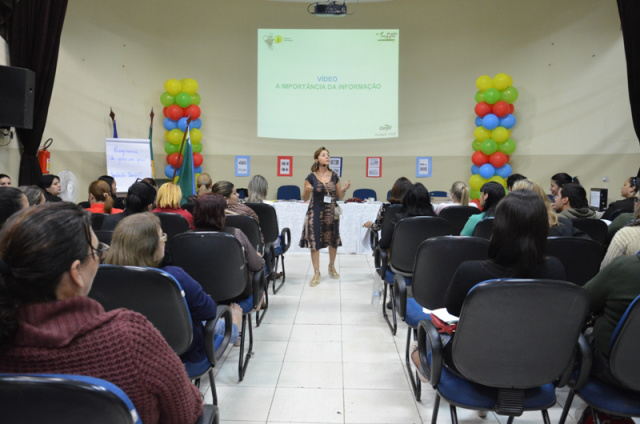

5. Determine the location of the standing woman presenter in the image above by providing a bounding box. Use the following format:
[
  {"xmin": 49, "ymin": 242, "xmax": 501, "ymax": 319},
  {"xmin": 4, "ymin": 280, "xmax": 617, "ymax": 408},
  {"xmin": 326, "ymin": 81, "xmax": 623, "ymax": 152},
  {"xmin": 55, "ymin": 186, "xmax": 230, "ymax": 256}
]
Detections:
[{"xmin": 300, "ymin": 147, "xmax": 350, "ymax": 286}]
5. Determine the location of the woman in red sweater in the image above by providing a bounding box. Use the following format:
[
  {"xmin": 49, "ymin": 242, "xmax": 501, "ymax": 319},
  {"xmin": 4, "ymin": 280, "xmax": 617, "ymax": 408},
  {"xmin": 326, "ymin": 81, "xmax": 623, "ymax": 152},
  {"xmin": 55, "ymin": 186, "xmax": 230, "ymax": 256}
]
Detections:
[
  {"xmin": 87, "ymin": 180, "xmax": 123, "ymax": 215},
  {"xmin": 0, "ymin": 203, "xmax": 203, "ymax": 424}
]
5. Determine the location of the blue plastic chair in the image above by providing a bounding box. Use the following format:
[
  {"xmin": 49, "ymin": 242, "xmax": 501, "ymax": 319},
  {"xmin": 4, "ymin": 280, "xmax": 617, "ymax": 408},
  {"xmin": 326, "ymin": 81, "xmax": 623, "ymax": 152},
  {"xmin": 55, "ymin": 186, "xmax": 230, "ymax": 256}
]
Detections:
[
  {"xmin": 353, "ymin": 188, "xmax": 377, "ymax": 201},
  {"xmin": 430, "ymin": 191, "xmax": 448, "ymax": 198},
  {"xmin": 277, "ymin": 185, "xmax": 301, "ymax": 200}
]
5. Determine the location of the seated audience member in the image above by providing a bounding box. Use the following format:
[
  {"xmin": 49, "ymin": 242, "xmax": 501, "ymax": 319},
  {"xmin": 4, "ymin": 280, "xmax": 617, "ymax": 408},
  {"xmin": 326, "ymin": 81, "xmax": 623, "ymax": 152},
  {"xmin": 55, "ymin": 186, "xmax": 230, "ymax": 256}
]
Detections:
[
  {"xmin": 600, "ymin": 194, "xmax": 640, "ymax": 269},
  {"xmin": 506, "ymin": 173, "xmax": 527, "ymax": 191},
  {"xmin": 101, "ymin": 179, "xmax": 157, "ymax": 231},
  {"xmin": 0, "ymin": 174, "xmax": 11, "ymax": 187},
  {"xmin": 0, "ymin": 187, "xmax": 28, "ymax": 227},
  {"xmin": 197, "ymin": 173, "xmax": 213, "ymax": 196},
  {"xmin": 607, "ymin": 211, "xmax": 635, "ymax": 244},
  {"xmin": 512, "ymin": 179, "xmax": 589, "ymax": 238},
  {"xmin": 86, "ymin": 180, "xmax": 123, "ymax": 215},
  {"xmin": 378, "ymin": 182, "xmax": 435, "ymax": 250},
  {"xmin": 153, "ymin": 182, "xmax": 194, "ymax": 228},
  {"xmin": 364, "ymin": 176, "xmax": 412, "ymax": 230},
  {"xmin": 460, "ymin": 181, "xmax": 505, "ymax": 236},
  {"xmin": 0, "ymin": 203, "xmax": 203, "ymax": 424},
  {"xmin": 37, "ymin": 174, "xmax": 62, "ymax": 202},
  {"xmin": 98, "ymin": 175, "xmax": 125, "ymax": 209},
  {"xmin": 212, "ymin": 180, "xmax": 260, "ymax": 223},
  {"xmin": 105, "ymin": 213, "xmax": 242, "ymax": 361},
  {"xmin": 550, "ymin": 172, "xmax": 580, "ymax": 198},
  {"xmin": 601, "ymin": 176, "xmax": 637, "ymax": 220},
  {"xmin": 19, "ymin": 185, "xmax": 45, "ymax": 206},
  {"xmin": 143, "ymin": 177, "xmax": 157, "ymax": 191},
  {"xmin": 434, "ymin": 180, "xmax": 477, "ymax": 215},
  {"xmin": 192, "ymin": 193, "xmax": 264, "ymax": 301},
  {"xmin": 247, "ymin": 174, "xmax": 269, "ymax": 203},
  {"xmin": 553, "ymin": 183, "xmax": 596, "ymax": 219}
]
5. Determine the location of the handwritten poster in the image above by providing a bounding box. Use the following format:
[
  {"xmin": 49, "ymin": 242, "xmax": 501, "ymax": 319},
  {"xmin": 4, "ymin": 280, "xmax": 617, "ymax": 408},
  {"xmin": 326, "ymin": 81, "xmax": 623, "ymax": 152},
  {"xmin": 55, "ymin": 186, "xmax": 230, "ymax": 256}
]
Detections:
[{"xmin": 105, "ymin": 138, "xmax": 152, "ymax": 191}]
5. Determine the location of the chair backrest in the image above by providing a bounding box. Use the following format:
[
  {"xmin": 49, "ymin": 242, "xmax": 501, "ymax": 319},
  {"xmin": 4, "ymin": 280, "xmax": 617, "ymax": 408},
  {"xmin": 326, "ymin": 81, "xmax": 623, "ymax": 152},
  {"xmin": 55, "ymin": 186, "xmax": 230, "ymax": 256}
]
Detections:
[
  {"xmin": 153, "ymin": 212, "xmax": 190, "ymax": 241},
  {"xmin": 439, "ymin": 206, "xmax": 482, "ymax": 236},
  {"xmin": 377, "ymin": 204, "xmax": 403, "ymax": 246},
  {"xmin": 353, "ymin": 188, "xmax": 377, "ymax": 201},
  {"xmin": 608, "ymin": 295, "xmax": 640, "ymax": 391},
  {"xmin": 429, "ymin": 191, "xmax": 448, "ymax": 198},
  {"xmin": 89, "ymin": 265, "xmax": 193, "ymax": 355},
  {"xmin": 171, "ymin": 231, "xmax": 249, "ymax": 303},
  {"xmin": 452, "ymin": 279, "xmax": 588, "ymax": 388},
  {"xmin": 90, "ymin": 213, "xmax": 105, "ymax": 230},
  {"xmin": 390, "ymin": 216, "xmax": 450, "ymax": 275},
  {"xmin": 412, "ymin": 236, "xmax": 490, "ymax": 310},
  {"xmin": 244, "ymin": 202, "xmax": 280, "ymax": 244},
  {"xmin": 546, "ymin": 237, "xmax": 604, "ymax": 286},
  {"xmin": 0, "ymin": 374, "xmax": 140, "ymax": 424},
  {"xmin": 236, "ymin": 188, "xmax": 248, "ymax": 200},
  {"xmin": 277, "ymin": 185, "xmax": 301, "ymax": 200},
  {"xmin": 94, "ymin": 230, "xmax": 113, "ymax": 245},
  {"xmin": 225, "ymin": 215, "xmax": 262, "ymax": 253},
  {"xmin": 472, "ymin": 217, "xmax": 494, "ymax": 240},
  {"xmin": 571, "ymin": 218, "xmax": 608, "ymax": 245}
]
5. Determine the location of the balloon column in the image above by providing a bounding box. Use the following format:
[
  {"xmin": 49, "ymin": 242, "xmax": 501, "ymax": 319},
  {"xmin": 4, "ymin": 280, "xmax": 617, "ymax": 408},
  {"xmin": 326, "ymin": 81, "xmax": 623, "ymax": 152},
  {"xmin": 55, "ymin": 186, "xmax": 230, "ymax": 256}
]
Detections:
[
  {"xmin": 161, "ymin": 78, "xmax": 204, "ymax": 182},
  {"xmin": 469, "ymin": 73, "xmax": 518, "ymax": 203}
]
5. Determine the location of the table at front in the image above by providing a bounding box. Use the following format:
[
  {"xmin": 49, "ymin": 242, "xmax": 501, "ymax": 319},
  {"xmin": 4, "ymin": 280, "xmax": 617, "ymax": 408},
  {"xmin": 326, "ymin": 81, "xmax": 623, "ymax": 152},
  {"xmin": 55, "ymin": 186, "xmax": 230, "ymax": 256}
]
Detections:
[{"xmin": 272, "ymin": 202, "xmax": 381, "ymax": 254}]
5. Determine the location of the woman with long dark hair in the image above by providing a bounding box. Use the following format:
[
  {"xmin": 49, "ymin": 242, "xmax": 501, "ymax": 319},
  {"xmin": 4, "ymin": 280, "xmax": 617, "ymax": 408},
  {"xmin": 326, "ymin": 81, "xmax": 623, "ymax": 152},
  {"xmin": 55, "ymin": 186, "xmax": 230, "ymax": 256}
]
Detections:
[
  {"xmin": 37, "ymin": 174, "xmax": 62, "ymax": 202},
  {"xmin": 550, "ymin": 172, "xmax": 580, "ymax": 198},
  {"xmin": 459, "ymin": 181, "xmax": 505, "ymax": 236},
  {"xmin": 363, "ymin": 176, "xmax": 412, "ymax": 231}
]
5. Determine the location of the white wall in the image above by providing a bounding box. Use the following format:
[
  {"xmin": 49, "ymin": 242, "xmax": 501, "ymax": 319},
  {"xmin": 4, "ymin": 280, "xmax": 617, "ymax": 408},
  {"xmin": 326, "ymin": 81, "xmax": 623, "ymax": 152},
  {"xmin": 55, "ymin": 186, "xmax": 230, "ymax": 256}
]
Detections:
[{"xmin": 2, "ymin": 0, "xmax": 638, "ymax": 199}]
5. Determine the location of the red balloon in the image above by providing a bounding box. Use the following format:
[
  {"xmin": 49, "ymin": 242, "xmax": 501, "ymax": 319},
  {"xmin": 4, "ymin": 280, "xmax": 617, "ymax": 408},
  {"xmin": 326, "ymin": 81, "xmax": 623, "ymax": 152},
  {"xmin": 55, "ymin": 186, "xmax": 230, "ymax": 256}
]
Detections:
[
  {"xmin": 167, "ymin": 105, "xmax": 183, "ymax": 121},
  {"xmin": 167, "ymin": 153, "xmax": 183, "ymax": 167},
  {"xmin": 163, "ymin": 107, "xmax": 169, "ymax": 118},
  {"xmin": 472, "ymin": 151, "xmax": 490, "ymax": 166},
  {"xmin": 474, "ymin": 102, "xmax": 492, "ymax": 118},
  {"xmin": 509, "ymin": 104, "xmax": 515, "ymax": 114},
  {"xmin": 505, "ymin": 155, "xmax": 511, "ymax": 163},
  {"xmin": 183, "ymin": 104, "xmax": 201, "ymax": 120},
  {"xmin": 489, "ymin": 152, "xmax": 507, "ymax": 168},
  {"xmin": 493, "ymin": 101, "xmax": 510, "ymax": 118},
  {"xmin": 470, "ymin": 198, "xmax": 481, "ymax": 208}
]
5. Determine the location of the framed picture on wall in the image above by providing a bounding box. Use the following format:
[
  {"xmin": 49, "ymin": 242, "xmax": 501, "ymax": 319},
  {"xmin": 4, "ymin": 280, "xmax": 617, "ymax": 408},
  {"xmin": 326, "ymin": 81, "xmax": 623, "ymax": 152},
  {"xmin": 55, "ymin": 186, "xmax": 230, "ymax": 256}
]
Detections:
[
  {"xmin": 277, "ymin": 156, "xmax": 293, "ymax": 177},
  {"xmin": 235, "ymin": 155, "xmax": 250, "ymax": 177},
  {"xmin": 416, "ymin": 156, "xmax": 432, "ymax": 178},
  {"xmin": 366, "ymin": 156, "xmax": 382, "ymax": 178},
  {"xmin": 329, "ymin": 156, "xmax": 342, "ymax": 177}
]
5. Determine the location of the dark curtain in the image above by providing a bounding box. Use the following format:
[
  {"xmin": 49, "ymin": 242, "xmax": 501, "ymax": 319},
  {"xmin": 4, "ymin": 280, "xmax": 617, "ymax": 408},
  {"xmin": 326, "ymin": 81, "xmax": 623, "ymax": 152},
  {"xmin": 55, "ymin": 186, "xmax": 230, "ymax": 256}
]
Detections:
[
  {"xmin": 618, "ymin": 1, "xmax": 640, "ymax": 146},
  {"xmin": 7, "ymin": 0, "xmax": 68, "ymax": 185}
]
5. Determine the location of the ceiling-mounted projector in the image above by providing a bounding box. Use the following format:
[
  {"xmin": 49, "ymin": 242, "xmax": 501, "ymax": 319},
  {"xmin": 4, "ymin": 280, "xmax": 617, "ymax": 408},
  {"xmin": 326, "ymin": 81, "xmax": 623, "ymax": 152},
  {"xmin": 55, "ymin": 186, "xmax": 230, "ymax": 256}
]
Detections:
[{"xmin": 311, "ymin": 1, "xmax": 347, "ymax": 16}]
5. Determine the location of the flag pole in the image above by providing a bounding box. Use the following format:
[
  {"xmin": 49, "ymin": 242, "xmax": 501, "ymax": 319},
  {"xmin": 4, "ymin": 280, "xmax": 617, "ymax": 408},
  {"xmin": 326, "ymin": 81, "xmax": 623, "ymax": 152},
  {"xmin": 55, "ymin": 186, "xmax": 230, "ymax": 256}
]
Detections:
[
  {"xmin": 109, "ymin": 108, "xmax": 118, "ymax": 138},
  {"xmin": 149, "ymin": 108, "xmax": 155, "ymax": 177},
  {"xmin": 172, "ymin": 115, "xmax": 192, "ymax": 181}
]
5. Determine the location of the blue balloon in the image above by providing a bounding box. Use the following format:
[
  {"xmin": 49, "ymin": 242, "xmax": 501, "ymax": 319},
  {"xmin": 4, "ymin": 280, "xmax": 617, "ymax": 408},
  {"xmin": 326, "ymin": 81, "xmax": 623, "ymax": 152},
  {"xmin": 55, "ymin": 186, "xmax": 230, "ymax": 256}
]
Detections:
[
  {"xmin": 194, "ymin": 166, "xmax": 202, "ymax": 173},
  {"xmin": 164, "ymin": 164, "xmax": 176, "ymax": 179},
  {"xmin": 471, "ymin": 164, "xmax": 480, "ymax": 175},
  {"xmin": 192, "ymin": 118, "xmax": 202, "ymax": 129},
  {"xmin": 475, "ymin": 117, "xmax": 483, "ymax": 127},
  {"xmin": 482, "ymin": 113, "xmax": 499, "ymax": 130},
  {"xmin": 178, "ymin": 117, "xmax": 189, "ymax": 132},
  {"xmin": 495, "ymin": 164, "xmax": 513, "ymax": 179},
  {"xmin": 479, "ymin": 163, "xmax": 496, "ymax": 179},
  {"xmin": 163, "ymin": 118, "xmax": 178, "ymax": 131},
  {"xmin": 499, "ymin": 114, "xmax": 516, "ymax": 129}
]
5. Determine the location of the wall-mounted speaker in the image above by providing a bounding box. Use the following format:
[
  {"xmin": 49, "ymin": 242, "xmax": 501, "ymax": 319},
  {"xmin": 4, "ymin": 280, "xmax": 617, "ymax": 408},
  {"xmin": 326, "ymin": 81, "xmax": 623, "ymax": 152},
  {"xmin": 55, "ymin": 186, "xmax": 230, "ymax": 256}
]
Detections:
[{"xmin": 0, "ymin": 65, "xmax": 36, "ymax": 129}]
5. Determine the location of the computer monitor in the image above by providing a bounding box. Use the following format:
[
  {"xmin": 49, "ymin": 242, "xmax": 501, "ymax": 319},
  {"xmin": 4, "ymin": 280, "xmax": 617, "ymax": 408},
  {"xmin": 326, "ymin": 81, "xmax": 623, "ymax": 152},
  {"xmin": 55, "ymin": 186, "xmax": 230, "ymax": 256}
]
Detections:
[{"xmin": 590, "ymin": 188, "xmax": 608, "ymax": 211}]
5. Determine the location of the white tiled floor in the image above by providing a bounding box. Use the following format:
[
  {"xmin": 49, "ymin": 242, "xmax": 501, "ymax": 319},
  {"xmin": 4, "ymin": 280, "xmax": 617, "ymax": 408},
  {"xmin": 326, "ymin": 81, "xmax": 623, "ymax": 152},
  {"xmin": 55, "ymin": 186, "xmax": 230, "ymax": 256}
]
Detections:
[{"xmin": 198, "ymin": 253, "xmax": 596, "ymax": 424}]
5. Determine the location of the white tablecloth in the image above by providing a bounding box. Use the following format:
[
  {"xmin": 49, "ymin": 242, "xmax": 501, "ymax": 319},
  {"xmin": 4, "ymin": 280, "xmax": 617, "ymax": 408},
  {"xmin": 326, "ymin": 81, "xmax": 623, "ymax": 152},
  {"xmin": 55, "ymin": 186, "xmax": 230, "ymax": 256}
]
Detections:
[{"xmin": 272, "ymin": 201, "xmax": 381, "ymax": 254}]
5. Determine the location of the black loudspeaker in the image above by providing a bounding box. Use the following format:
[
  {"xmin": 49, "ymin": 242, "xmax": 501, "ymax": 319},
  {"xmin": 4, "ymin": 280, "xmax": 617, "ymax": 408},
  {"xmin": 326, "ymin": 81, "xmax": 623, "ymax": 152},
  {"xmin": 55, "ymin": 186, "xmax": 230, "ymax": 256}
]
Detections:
[{"xmin": 0, "ymin": 65, "xmax": 36, "ymax": 129}]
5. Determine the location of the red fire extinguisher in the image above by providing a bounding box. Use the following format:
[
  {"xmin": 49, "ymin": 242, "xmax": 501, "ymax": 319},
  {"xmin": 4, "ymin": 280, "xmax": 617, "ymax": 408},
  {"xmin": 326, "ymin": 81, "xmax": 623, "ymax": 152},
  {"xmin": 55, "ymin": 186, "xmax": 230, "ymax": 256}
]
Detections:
[{"xmin": 38, "ymin": 138, "xmax": 53, "ymax": 174}]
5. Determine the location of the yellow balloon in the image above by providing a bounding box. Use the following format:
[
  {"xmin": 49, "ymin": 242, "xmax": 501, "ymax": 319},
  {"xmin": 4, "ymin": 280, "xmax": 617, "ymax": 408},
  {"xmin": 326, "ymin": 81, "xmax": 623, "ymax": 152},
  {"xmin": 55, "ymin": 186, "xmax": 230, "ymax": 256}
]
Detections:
[
  {"xmin": 489, "ymin": 175, "xmax": 506, "ymax": 188},
  {"xmin": 492, "ymin": 73, "xmax": 513, "ymax": 91},
  {"xmin": 474, "ymin": 126, "xmax": 491, "ymax": 142},
  {"xmin": 168, "ymin": 129, "xmax": 184, "ymax": 145},
  {"xmin": 182, "ymin": 78, "xmax": 199, "ymax": 95},
  {"xmin": 189, "ymin": 128, "xmax": 202, "ymax": 144},
  {"xmin": 476, "ymin": 75, "xmax": 493, "ymax": 92},
  {"xmin": 469, "ymin": 174, "xmax": 486, "ymax": 192},
  {"xmin": 164, "ymin": 130, "xmax": 170, "ymax": 143},
  {"xmin": 507, "ymin": 129, "xmax": 512, "ymax": 139},
  {"xmin": 164, "ymin": 79, "xmax": 182, "ymax": 96},
  {"xmin": 492, "ymin": 127, "xmax": 509, "ymax": 143}
]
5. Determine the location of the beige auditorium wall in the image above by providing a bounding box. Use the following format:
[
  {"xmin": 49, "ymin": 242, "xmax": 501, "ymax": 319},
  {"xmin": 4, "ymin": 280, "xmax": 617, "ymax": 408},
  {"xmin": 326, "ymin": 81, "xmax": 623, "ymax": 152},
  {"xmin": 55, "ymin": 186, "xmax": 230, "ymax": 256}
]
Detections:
[{"xmin": 3, "ymin": 0, "xmax": 636, "ymax": 200}]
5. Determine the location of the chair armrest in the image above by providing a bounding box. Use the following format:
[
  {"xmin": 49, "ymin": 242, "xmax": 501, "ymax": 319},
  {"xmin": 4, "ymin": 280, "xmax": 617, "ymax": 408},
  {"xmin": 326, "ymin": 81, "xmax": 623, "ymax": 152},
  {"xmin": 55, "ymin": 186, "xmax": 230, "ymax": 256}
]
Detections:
[
  {"xmin": 418, "ymin": 319, "xmax": 443, "ymax": 386},
  {"xmin": 252, "ymin": 267, "xmax": 266, "ymax": 309},
  {"xmin": 394, "ymin": 274, "xmax": 407, "ymax": 320},
  {"xmin": 204, "ymin": 305, "xmax": 232, "ymax": 365},
  {"xmin": 369, "ymin": 229, "xmax": 379, "ymax": 250},
  {"xmin": 567, "ymin": 333, "xmax": 593, "ymax": 390},
  {"xmin": 263, "ymin": 243, "xmax": 274, "ymax": 276},
  {"xmin": 280, "ymin": 227, "xmax": 291, "ymax": 254},
  {"xmin": 195, "ymin": 404, "xmax": 218, "ymax": 424},
  {"xmin": 374, "ymin": 247, "xmax": 388, "ymax": 278}
]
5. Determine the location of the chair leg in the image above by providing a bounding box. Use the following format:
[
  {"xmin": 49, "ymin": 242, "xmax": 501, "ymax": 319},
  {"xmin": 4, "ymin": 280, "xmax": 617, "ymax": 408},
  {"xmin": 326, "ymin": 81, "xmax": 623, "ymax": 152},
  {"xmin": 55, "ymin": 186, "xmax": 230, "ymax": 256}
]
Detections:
[
  {"xmin": 558, "ymin": 390, "xmax": 574, "ymax": 424},
  {"xmin": 431, "ymin": 394, "xmax": 441, "ymax": 424},
  {"xmin": 238, "ymin": 313, "xmax": 254, "ymax": 381},
  {"xmin": 272, "ymin": 255, "xmax": 285, "ymax": 294},
  {"xmin": 382, "ymin": 281, "xmax": 397, "ymax": 335},
  {"xmin": 256, "ymin": 290, "xmax": 268, "ymax": 327},
  {"xmin": 208, "ymin": 369, "xmax": 217, "ymax": 406},
  {"xmin": 506, "ymin": 417, "xmax": 514, "ymax": 424},
  {"xmin": 449, "ymin": 403, "xmax": 459, "ymax": 424},
  {"xmin": 405, "ymin": 327, "xmax": 421, "ymax": 401},
  {"xmin": 541, "ymin": 409, "xmax": 551, "ymax": 424}
]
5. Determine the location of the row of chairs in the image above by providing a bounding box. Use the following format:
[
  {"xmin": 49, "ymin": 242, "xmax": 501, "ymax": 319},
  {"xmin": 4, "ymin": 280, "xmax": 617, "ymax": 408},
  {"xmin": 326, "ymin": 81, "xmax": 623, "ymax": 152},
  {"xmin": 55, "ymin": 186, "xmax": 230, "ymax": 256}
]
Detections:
[{"xmin": 276, "ymin": 186, "xmax": 451, "ymax": 202}]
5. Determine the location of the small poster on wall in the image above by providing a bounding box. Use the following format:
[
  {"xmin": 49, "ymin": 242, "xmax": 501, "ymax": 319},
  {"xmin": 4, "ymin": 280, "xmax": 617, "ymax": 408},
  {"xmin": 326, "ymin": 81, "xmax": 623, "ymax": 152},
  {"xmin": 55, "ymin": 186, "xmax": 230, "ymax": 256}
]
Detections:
[
  {"xmin": 277, "ymin": 156, "xmax": 293, "ymax": 177},
  {"xmin": 366, "ymin": 156, "xmax": 382, "ymax": 178},
  {"xmin": 416, "ymin": 156, "xmax": 432, "ymax": 178},
  {"xmin": 329, "ymin": 156, "xmax": 342, "ymax": 177},
  {"xmin": 235, "ymin": 155, "xmax": 250, "ymax": 177}
]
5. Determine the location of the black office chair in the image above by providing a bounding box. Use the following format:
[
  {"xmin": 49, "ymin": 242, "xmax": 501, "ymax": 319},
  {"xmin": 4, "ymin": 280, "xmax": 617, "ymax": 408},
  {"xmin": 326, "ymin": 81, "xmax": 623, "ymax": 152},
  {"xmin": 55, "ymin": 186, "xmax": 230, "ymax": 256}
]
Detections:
[
  {"xmin": 471, "ymin": 217, "xmax": 494, "ymax": 239},
  {"xmin": 353, "ymin": 188, "xmax": 377, "ymax": 201},
  {"xmin": 395, "ymin": 236, "xmax": 489, "ymax": 400},
  {"xmin": 90, "ymin": 213, "xmax": 105, "ymax": 231},
  {"xmin": 94, "ymin": 230, "xmax": 113, "ymax": 246},
  {"xmin": 90, "ymin": 265, "xmax": 231, "ymax": 405},
  {"xmin": 571, "ymin": 218, "xmax": 608, "ymax": 245},
  {"xmin": 171, "ymin": 231, "xmax": 267, "ymax": 381},
  {"xmin": 546, "ymin": 237, "xmax": 604, "ymax": 286},
  {"xmin": 375, "ymin": 216, "xmax": 450, "ymax": 335},
  {"xmin": 77, "ymin": 201, "xmax": 91, "ymax": 209},
  {"xmin": 0, "ymin": 374, "xmax": 218, "ymax": 424},
  {"xmin": 559, "ymin": 295, "xmax": 640, "ymax": 423},
  {"xmin": 277, "ymin": 185, "xmax": 301, "ymax": 200},
  {"xmin": 439, "ymin": 206, "xmax": 482, "ymax": 236},
  {"xmin": 236, "ymin": 188, "xmax": 248, "ymax": 200},
  {"xmin": 154, "ymin": 212, "xmax": 190, "ymax": 241},
  {"xmin": 225, "ymin": 215, "xmax": 263, "ymax": 254},
  {"xmin": 244, "ymin": 202, "xmax": 291, "ymax": 294},
  {"xmin": 417, "ymin": 279, "xmax": 588, "ymax": 423}
]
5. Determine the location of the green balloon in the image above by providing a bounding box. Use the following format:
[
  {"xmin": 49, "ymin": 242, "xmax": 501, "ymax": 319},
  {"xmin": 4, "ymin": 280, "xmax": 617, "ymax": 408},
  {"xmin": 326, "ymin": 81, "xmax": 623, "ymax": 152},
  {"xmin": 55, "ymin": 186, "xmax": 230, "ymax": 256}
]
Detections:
[
  {"xmin": 192, "ymin": 142, "xmax": 202, "ymax": 153},
  {"xmin": 160, "ymin": 92, "xmax": 175, "ymax": 107},
  {"xmin": 498, "ymin": 138, "xmax": 516, "ymax": 155},
  {"xmin": 472, "ymin": 139, "xmax": 482, "ymax": 151},
  {"xmin": 191, "ymin": 93, "xmax": 201, "ymax": 106},
  {"xmin": 480, "ymin": 138, "xmax": 497, "ymax": 155},
  {"xmin": 501, "ymin": 87, "xmax": 519, "ymax": 104},
  {"xmin": 483, "ymin": 88, "xmax": 501, "ymax": 105},
  {"xmin": 164, "ymin": 142, "xmax": 179, "ymax": 154},
  {"xmin": 175, "ymin": 91, "xmax": 192, "ymax": 108},
  {"xmin": 474, "ymin": 90, "xmax": 484, "ymax": 103}
]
